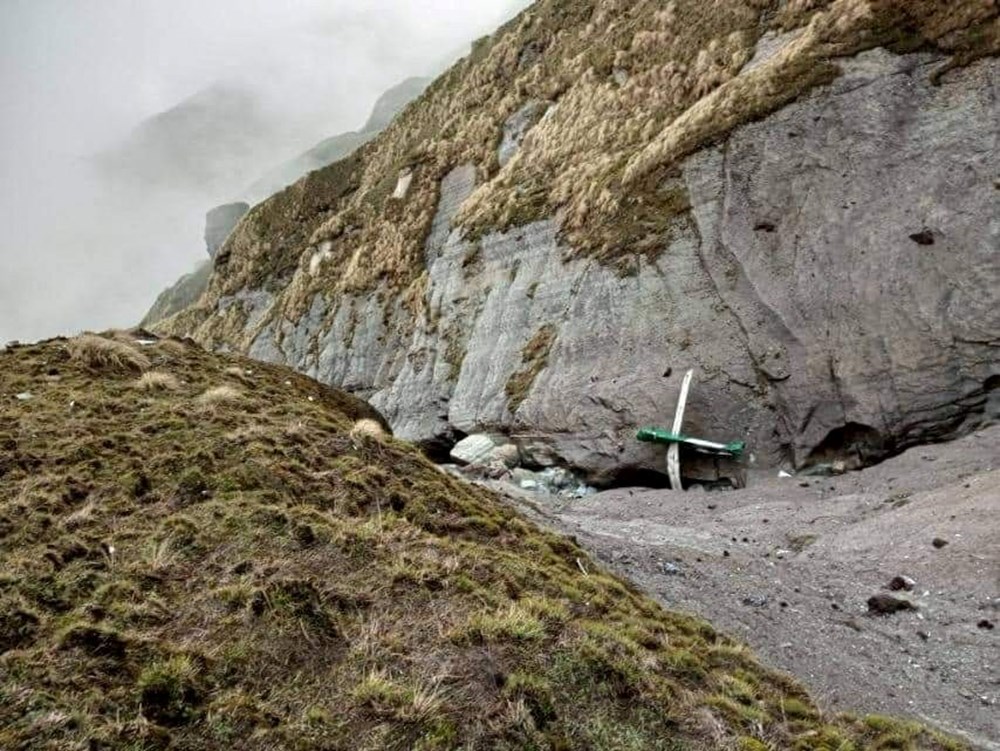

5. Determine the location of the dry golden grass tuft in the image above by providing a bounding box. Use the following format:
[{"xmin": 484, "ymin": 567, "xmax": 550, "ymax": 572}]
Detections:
[
  {"xmin": 350, "ymin": 418, "xmax": 388, "ymax": 443},
  {"xmin": 134, "ymin": 371, "xmax": 181, "ymax": 392},
  {"xmin": 67, "ymin": 334, "xmax": 150, "ymax": 374},
  {"xmin": 194, "ymin": 385, "xmax": 242, "ymax": 408},
  {"xmin": 155, "ymin": 338, "xmax": 190, "ymax": 358}
]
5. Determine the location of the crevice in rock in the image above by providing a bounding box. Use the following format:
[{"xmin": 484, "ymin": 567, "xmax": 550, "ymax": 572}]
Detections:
[
  {"xmin": 417, "ymin": 428, "xmax": 467, "ymax": 464},
  {"xmin": 805, "ymin": 422, "xmax": 888, "ymax": 471}
]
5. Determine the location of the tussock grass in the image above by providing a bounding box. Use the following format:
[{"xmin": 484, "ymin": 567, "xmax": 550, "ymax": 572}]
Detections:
[
  {"xmin": 194, "ymin": 385, "xmax": 242, "ymax": 408},
  {"xmin": 67, "ymin": 334, "xmax": 150, "ymax": 373},
  {"xmin": 350, "ymin": 418, "xmax": 387, "ymax": 442},
  {"xmin": 0, "ymin": 337, "xmax": 965, "ymax": 750},
  {"xmin": 135, "ymin": 371, "xmax": 181, "ymax": 391}
]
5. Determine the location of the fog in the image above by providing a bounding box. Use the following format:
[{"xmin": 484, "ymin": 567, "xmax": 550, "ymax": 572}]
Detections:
[{"xmin": 0, "ymin": 0, "xmax": 530, "ymax": 344}]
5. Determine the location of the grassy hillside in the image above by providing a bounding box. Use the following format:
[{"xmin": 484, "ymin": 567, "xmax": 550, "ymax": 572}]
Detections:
[
  {"xmin": 159, "ymin": 0, "xmax": 997, "ymax": 343},
  {"xmin": 0, "ymin": 333, "xmax": 966, "ymax": 750}
]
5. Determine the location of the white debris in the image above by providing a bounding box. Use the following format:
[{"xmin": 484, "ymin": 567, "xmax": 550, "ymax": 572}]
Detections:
[
  {"xmin": 392, "ymin": 169, "xmax": 414, "ymax": 199},
  {"xmin": 15, "ymin": 392, "xmax": 33, "ymax": 401}
]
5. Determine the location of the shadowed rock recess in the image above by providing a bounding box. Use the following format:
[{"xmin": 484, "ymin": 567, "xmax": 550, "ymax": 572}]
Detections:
[
  {"xmin": 154, "ymin": 0, "xmax": 999, "ymax": 486},
  {"xmin": 0, "ymin": 333, "xmax": 969, "ymax": 749}
]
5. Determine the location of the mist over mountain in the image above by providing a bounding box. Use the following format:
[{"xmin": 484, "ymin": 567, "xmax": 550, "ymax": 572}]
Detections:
[
  {"xmin": 93, "ymin": 84, "xmax": 284, "ymax": 196},
  {"xmin": 0, "ymin": 0, "xmax": 531, "ymax": 344}
]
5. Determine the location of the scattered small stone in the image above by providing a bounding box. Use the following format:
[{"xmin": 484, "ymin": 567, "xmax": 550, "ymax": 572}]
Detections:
[
  {"xmin": 15, "ymin": 392, "xmax": 33, "ymax": 401},
  {"xmin": 723, "ymin": 550, "xmax": 730, "ymax": 558},
  {"xmin": 932, "ymin": 538, "xmax": 949, "ymax": 549},
  {"xmin": 977, "ymin": 619, "xmax": 995, "ymax": 631},
  {"xmin": 831, "ymin": 603, "xmax": 840, "ymax": 611},
  {"xmin": 867, "ymin": 594, "xmax": 917, "ymax": 616},
  {"xmin": 743, "ymin": 595, "xmax": 769, "ymax": 608},
  {"xmin": 660, "ymin": 562, "xmax": 683, "ymax": 576},
  {"xmin": 917, "ymin": 630, "xmax": 929, "ymax": 641},
  {"xmin": 888, "ymin": 576, "xmax": 916, "ymax": 592},
  {"xmin": 707, "ymin": 504, "xmax": 717, "ymax": 510},
  {"xmin": 780, "ymin": 601, "xmax": 789, "ymax": 608}
]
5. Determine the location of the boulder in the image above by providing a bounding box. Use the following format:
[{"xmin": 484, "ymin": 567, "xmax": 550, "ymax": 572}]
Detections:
[{"xmin": 450, "ymin": 434, "xmax": 500, "ymax": 466}]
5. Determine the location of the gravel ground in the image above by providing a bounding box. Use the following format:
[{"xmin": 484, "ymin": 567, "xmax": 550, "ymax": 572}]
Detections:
[{"xmin": 489, "ymin": 426, "xmax": 1000, "ymax": 749}]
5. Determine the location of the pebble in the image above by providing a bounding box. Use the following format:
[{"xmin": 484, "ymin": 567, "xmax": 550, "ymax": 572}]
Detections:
[
  {"xmin": 868, "ymin": 594, "xmax": 917, "ymax": 616},
  {"xmin": 742, "ymin": 595, "xmax": 768, "ymax": 608},
  {"xmin": 660, "ymin": 562, "xmax": 683, "ymax": 576},
  {"xmin": 15, "ymin": 392, "xmax": 33, "ymax": 401},
  {"xmin": 932, "ymin": 538, "xmax": 949, "ymax": 549}
]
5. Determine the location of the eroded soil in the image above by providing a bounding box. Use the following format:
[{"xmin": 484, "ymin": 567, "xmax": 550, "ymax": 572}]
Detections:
[{"xmin": 492, "ymin": 426, "xmax": 1000, "ymax": 749}]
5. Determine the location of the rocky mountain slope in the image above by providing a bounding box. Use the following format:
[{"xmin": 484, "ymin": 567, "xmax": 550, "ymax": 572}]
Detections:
[
  {"xmin": 0, "ymin": 332, "xmax": 965, "ymax": 750},
  {"xmin": 142, "ymin": 79, "xmax": 430, "ymax": 329},
  {"xmin": 154, "ymin": 0, "xmax": 999, "ymax": 485},
  {"xmin": 141, "ymin": 204, "xmax": 251, "ymax": 327}
]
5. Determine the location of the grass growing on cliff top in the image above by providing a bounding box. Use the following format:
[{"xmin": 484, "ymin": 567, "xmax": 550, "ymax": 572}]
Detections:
[
  {"xmin": 157, "ymin": 0, "xmax": 998, "ymax": 349},
  {"xmin": 0, "ymin": 332, "xmax": 967, "ymax": 750}
]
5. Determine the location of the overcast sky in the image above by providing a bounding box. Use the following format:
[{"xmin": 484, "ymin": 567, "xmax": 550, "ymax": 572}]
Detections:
[{"xmin": 0, "ymin": 0, "xmax": 529, "ymax": 343}]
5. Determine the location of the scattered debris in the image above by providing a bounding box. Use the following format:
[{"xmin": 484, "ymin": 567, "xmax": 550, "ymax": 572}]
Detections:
[
  {"xmin": 932, "ymin": 538, "xmax": 949, "ymax": 549},
  {"xmin": 867, "ymin": 594, "xmax": 917, "ymax": 616},
  {"xmin": 660, "ymin": 562, "xmax": 683, "ymax": 576},
  {"xmin": 15, "ymin": 392, "xmax": 33, "ymax": 401},
  {"xmin": 742, "ymin": 595, "xmax": 769, "ymax": 608},
  {"xmin": 977, "ymin": 620, "xmax": 995, "ymax": 631}
]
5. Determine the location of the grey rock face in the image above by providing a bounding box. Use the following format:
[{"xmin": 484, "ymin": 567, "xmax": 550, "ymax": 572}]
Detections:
[
  {"xmin": 498, "ymin": 100, "xmax": 551, "ymax": 168},
  {"xmin": 189, "ymin": 50, "xmax": 1000, "ymax": 485},
  {"xmin": 205, "ymin": 203, "xmax": 250, "ymax": 259}
]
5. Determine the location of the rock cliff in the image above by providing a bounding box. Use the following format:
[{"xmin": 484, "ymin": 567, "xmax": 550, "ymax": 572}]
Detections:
[
  {"xmin": 156, "ymin": 0, "xmax": 999, "ymax": 485},
  {"xmin": 143, "ymin": 79, "xmax": 430, "ymax": 328}
]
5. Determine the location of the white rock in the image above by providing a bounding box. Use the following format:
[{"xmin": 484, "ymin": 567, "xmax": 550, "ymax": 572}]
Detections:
[{"xmin": 450, "ymin": 434, "xmax": 499, "ymax": 466}]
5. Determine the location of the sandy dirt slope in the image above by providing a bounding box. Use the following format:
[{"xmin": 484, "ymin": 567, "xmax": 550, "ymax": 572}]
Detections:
[{"xmin": 494, "ymin": 427, "xmax": 1000, "ymax": 749}]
